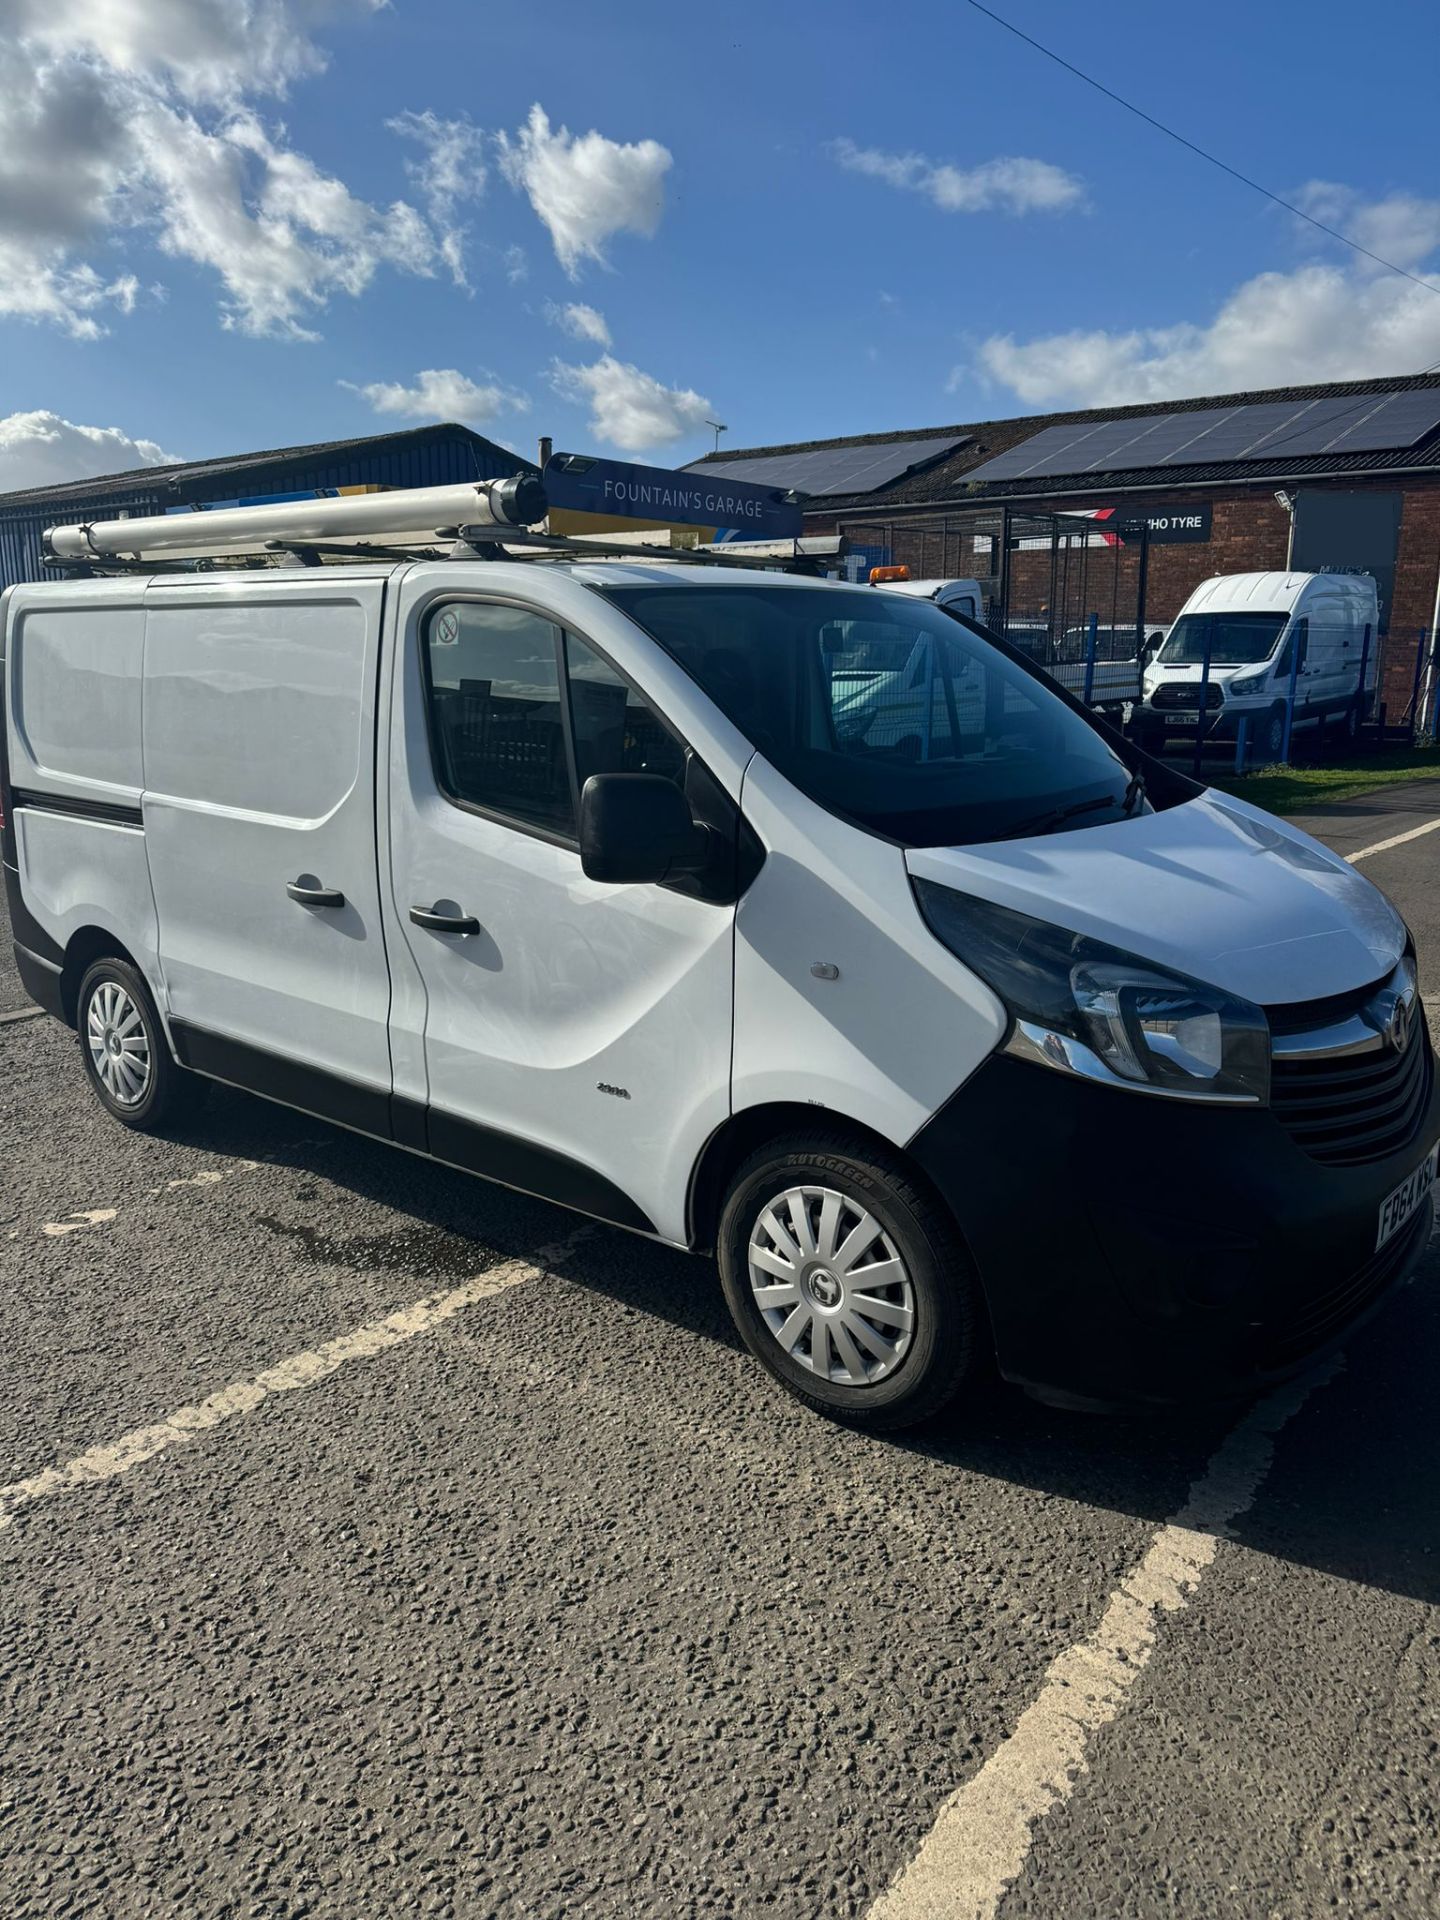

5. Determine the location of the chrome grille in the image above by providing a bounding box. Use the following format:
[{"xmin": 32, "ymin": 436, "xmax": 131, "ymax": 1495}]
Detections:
[
  {"xmin": 1151, "ymin": 683, "xmax": 1223, "ymax": 711},
  {"xmin": 1270, "ymin": 998, "xmax": 1431, "ymax": 1167}
]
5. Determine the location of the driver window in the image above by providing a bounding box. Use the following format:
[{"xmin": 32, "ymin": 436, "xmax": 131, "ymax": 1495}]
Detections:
[{"xmin": 564, "ymin": 634, "xmax": 688, "ymax": 790}]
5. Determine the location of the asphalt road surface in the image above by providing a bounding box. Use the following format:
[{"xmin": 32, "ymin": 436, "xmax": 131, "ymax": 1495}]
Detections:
[{"xmin": 1, "ymin": 781, "xmax": 1438, "ymax": 1919}]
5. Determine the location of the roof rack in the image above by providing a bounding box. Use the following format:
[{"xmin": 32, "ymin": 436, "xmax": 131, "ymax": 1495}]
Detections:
[
  {"xmin": 42, "ymin": 477, "xmax": 544, "ymax": 566},
  {"xmin": 40, "ymin": 478, "xmax": 832, "ymax": 578}
]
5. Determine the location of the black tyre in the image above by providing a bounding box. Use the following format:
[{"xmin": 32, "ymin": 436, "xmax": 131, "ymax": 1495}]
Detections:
[
  {"xmin": 1260, "ymin": 704, "xmax": 1287, "ymax": 763},
  {"xmin": 717, "ymin": 1134, "xmax": 981, "ymax": 1430},
  {"xmin": 76, "ymin": 957, "xmax": 203, "ymax": 1132}
]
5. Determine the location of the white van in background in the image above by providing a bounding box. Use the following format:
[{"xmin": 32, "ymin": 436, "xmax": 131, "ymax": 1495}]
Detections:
[
  {"xmin": 1135, "ymin": 571, "xmax": 1379, "ymax": 761},
  {"xmin": 4, "ymin": 486, "xmax": 1435, "ymax": 1427},
  {"xmin": 870, "ymin": 575, "xmax": 984, "ymax": 623}
]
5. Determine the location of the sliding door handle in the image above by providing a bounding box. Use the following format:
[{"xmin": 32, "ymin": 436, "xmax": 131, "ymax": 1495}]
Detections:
[
  {"xmin": 410, "ymin": 905, "xmax": 481, "ymax": 936},
  {"xmin": 287, "ymin": 880, "xmax": 345, "ymax": 908}
]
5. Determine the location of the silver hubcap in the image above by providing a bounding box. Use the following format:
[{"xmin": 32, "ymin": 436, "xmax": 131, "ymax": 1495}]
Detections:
[
  {"xmin": 86, "ymin": 981, "xmax": 151, "ymax": 1107},
  {"xmin": 747, "ymin": 1185, "xmax": 915, "ymax": 1387}
]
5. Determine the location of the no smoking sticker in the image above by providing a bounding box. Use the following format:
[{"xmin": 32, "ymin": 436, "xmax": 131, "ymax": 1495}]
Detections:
[{"xmin": 435, "ymin": 609, "xmax": 460, "ymax": 646}]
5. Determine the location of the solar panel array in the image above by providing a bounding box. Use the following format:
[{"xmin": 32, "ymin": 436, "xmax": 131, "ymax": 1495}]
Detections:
[
  {"xmin": 691, "ymin": 434, "xmax": 970, "ymax": 498},
  {"xmin": 962, "ymin": 389, "xmax": 1440, "ymax": 485}
]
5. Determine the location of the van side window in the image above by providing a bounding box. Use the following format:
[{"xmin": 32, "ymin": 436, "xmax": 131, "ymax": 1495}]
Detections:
[
  {"xmin": 564, "ymin": 634, "xmax": 688, "ymax": 790},
  {"xmin": 422, "ymin": 602, "xmax": 573, "ymax": 836}
]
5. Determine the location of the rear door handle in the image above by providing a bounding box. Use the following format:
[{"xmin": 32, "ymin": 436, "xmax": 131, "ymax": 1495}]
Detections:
[
  {"xmin": 410, "ymin": 905, "xmax": 481, "ymax": 936},
  {"xmin": 287, "ymin": 880, "xmax": 346, "ymax": 908}
]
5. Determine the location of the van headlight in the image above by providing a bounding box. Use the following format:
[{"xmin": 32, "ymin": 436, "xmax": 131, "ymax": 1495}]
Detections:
[
  {"xmin": 914, "ymin": 882, "xmax": 1270, "ymax": 1104},
  {"xmin": 1227, "ymin": 669, "xmax": 1268, "ymax": 696}
]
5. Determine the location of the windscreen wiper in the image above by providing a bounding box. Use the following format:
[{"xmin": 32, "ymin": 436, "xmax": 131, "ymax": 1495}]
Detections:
[
  {"xmin": 1121, "ymin": 766, "xmax": 1148, "ymax": 815},
  {"xmin": 999, "ymin": 790, "xmax": 1125, "ymax": 841}
]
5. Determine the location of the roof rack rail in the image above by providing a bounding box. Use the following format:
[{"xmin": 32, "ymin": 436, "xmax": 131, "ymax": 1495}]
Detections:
[
  {"xmin": 42, "ymin": 477, "xmax": 545, "ymax": 566},
  {"xmin": 39, "ymin": 478, "xmax": 832, "ymax": 577}
]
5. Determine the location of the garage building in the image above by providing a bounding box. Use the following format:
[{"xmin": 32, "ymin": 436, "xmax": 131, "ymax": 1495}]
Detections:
[{"xmin": 690, "ymin": 371, "xmax": 1440, "ymax": 728}]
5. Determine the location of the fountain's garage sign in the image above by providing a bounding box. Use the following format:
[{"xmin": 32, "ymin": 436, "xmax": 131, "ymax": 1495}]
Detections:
[{"xmin": 543, "ymin": 453, "xmax": 803, "ymax": 542}]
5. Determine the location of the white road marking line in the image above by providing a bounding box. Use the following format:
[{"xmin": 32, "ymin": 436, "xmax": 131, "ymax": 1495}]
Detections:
[
  {"xmin": 40, "ymin": 1209, "xmax": 118, "ymax": 1238},
  {"xmin": 1345, "ymin": 816, "xmax": 1440, "ymax": 864},
  {"xmin": 867, "ymin": 1359, "xmax": 1341, "ymax": 1920},
  {"xmin": 0, "ymin": 1225, "xmax": 592, "ymax": 1536}
]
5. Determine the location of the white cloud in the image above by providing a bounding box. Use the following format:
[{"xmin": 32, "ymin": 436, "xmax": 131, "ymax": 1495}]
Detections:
[
  {"xmin": 343, "ymin": 368, "xmax": 529, "ymax": 427},
  {"xmin": 498, "ymin": 104, "xmax": 670, "ymax": 277},
  {"xmin": 830, "ymin": 138, "xmax": 1084, "ymax": 215},
  {"xmin": 8, "ymin": 0, "xmax": 383, "ymax": 104},
  {"xmin": 545, "ymin": 300, "xmax": 611, "ymax": 347},
  {"xmin": 132, "ymin": 104, "xmax": 438, "ymax": 338},
  {"xmin": 0, "ymin": 409, "xmax": 181, "ymax": 491},
  {"xmin": 972, "ymin": 193, "xmax": 1440, "ymax": 409},
  {"xmin": 1294, "ymin": 181, "xmax": 1440, "ymax": 273},
  {"xmin": 0, "ymin": 2, "xmax": 461, "ymax": 339},
  {"xmin": 388, "ymin": 109, "xmax": 487, "ymax": 286},
  {"xmin": 550, "ymin": 355, "xmax": 711, "ymax": 452},
  {"xmin": 502, "ymin": 244, "xmax": 528, "ymax": 283}
]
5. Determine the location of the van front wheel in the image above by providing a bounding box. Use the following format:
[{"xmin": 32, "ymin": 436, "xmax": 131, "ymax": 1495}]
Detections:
[
  {"xmin": 1261, "ymin": 704, "xmax": 1288, "ymax": 763},
  {"xmin": 76, "ymin": 958, "xmax": 201, "ymax": 1132},
  {"xmin": 717, "ymin": 1135, "xmax": 980, "ymax": 1430}
]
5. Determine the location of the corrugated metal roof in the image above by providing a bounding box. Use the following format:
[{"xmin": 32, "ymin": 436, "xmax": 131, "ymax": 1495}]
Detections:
[
  {"xmin": 692, "ymin": 371, "xmax": 1440, "ymax": 515},
  {"xmin": 0, "ymin": 421, "xmax": 534, "ymax": 512}
]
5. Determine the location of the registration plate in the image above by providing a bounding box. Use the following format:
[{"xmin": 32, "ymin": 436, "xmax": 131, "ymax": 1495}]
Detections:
[{"xmin": 1377, "ymin": 1143, "xmax": 1439, "ymax": 1251}]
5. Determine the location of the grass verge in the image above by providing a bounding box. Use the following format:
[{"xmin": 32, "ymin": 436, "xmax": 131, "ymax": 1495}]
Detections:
[{"xmin": 1207, "ymin": 747, "xmax": 1440, "ymax": 814}]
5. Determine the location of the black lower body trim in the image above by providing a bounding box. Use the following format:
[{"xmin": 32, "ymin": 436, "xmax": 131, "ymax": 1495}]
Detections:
[
  {"xmin": 170, "ymin": 1019, "xmax": 393, "ymax": 1138},
  {"xmin": 427, "ymin": 1109, "xmax": 654, "ymax": 1235},
  {"xmin": 167, "ymin": 1019, "xmax": 655, "ymax": 1236},
  {"xmin": 13, "ymin": 943, "xmax": 65, "ymax": 1021}
]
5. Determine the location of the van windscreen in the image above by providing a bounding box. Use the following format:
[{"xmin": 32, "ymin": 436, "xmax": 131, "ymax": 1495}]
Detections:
[
  {"xmin": 597, "ymin": 583, "xmax": 1148, "ymax": 849},
  {"xmin": 1159, "ymin": 612, "xmax": 1286, "ymax": 666}
]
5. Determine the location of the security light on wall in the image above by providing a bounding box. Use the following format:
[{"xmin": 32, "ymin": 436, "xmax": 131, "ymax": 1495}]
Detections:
[{"xmin": 1274, "ymin": 490, "xmax": 1293, "ymax": 512}]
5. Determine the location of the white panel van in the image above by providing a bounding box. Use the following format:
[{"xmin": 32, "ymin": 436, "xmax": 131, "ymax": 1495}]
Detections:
[
  {"xmin": 1136, "ymin": 570, "xmax": 1380, "ymax": 760},
  {"xmin": 3, "ymin": 500, "xmax": 1435, "ymax": 1426}
]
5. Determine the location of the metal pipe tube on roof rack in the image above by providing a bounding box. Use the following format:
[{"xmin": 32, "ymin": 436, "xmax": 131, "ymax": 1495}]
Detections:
[{"xmin": 42, "ymin": 475, "xmax": 546, "ymax": 562}]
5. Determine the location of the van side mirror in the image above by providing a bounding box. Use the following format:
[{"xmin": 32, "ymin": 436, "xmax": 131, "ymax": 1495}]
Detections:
[{"xmin": 579, "ymin": 773, "xmax": 710, "ymax": 885}]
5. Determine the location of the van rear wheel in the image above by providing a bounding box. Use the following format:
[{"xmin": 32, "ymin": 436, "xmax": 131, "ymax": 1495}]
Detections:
[
  {"xmin": 717, "ymin": 1134, "xmax": 980, "ymax": 1430},
  {"xmin": 76, "ymin": 958, "xmax": 202, "ymax": 1132}
]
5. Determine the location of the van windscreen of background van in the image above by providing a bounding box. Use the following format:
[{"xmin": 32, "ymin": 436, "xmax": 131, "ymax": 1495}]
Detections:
[
  {"xmin": 1159, "ymin": 612, "xmax": 1286, "ymax": 666},
  {"xmin": 599, "ymin": 584, "xmax": 1151, "ymax": 849}
]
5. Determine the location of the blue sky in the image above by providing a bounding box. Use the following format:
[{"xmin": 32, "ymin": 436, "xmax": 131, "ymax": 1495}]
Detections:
[{"xmin": 3, "ymin": 0, "xmax": 1439, "ymax": 490}]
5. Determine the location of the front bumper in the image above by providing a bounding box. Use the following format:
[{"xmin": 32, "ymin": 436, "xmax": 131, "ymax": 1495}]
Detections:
[{"xmin": 908, "ymin": 1043, "xmax": 1439, "ymax": 1409}]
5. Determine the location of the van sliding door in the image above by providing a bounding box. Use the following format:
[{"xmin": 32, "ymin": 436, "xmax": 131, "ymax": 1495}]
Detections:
[{"xmin": 141, "ymin": 575, "xmax": 395, "ymax": 1130}]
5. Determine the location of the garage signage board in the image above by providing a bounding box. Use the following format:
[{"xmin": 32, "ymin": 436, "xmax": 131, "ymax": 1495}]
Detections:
[
  {"xmin": 1099, "ymin": 503, "xmax": 1212, "ymax": 544},
  {"xmin": 543, "ymin": 453, "xmax": 804, "ymax": 540}
]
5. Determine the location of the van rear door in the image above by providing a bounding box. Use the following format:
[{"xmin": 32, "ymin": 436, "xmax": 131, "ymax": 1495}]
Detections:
[{"xmin": 141, "ymin": 575, "xmax": 394, "ymax": 1128}]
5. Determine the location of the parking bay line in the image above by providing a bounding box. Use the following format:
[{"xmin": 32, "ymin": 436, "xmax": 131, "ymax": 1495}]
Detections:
[
  {"xmin": 0, "ymin": 1225, "xmax": 592, "ymax": 1536},
  {"xmin": 867, "ymin": 1359, "xmax": 1341, "ymax": 1920},
  {"xmin": 1345, "ymin": 815, "xmax": 1440, "ymax": 865}
]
